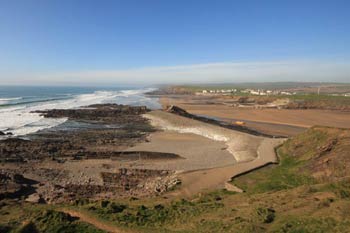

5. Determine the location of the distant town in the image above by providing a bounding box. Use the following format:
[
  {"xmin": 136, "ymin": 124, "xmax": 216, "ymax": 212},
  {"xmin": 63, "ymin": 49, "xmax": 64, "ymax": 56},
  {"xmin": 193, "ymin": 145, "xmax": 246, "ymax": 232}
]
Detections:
[{"xmin": 197, "ymin": 88, "xmax": 350, "ymax": 97}]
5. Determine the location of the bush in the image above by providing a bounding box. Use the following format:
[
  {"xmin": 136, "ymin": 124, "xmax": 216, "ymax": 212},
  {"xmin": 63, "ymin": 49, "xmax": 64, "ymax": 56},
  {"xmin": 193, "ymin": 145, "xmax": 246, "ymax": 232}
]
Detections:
[
  {"xmin": 16, "ymin": 222, "xmax": 39, "ymax": 233},
  {"xmin": 100, "ymin": 200, "xmax": 110, "ymax": 208},
  {"xmin": 31, "ymin": 210, "xmax": 103, "ymax": 233},
  {"xmin": 107, "ymin": 203, "xmax": 127, "ymax": 213},
  {"xmin": 0, "ymin": 225, "xmax": 12, "ymax": 233},
  {"xmin": 85, "ymin": 194, "xmax": 225, "ymax": 227},
  {"xmin": 256, "ymin": 207, "xmax": 275, "ymax": 223}
]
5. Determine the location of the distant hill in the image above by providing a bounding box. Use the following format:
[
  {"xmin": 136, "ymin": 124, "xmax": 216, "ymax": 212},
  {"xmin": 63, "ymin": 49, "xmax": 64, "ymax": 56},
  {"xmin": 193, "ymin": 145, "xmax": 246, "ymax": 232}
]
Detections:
[{"xmin": 160, "ymin": 82, "xmax": 350, "ymax": 94}]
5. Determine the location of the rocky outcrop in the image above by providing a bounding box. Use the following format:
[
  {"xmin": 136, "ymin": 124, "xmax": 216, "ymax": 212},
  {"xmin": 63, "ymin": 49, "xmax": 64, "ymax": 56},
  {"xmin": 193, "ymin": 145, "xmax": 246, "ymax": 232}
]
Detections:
[
  {"xmin": 80, "ymin": 151, "xmax": 182, "ymax": 160},
  {"xmin": 165, "ymin": 105, "xmax": 285, "ymax": 138},
  {"xmin": 0, "ymin": 170, "xmax": 38, "ymax": 199},
  {"xmin": 0, "ymin": 104, "xmax": 183, "ymax": 203},
  {"xmin": 0, "ymin": 104, "xmax": 155, "ymax": 162},
  {"xmin": 16, "ymin": 168, "xmax": 181, "ymax": 203},
  {"xmin": 34, "ymin": 104, "xmax": 149, "ymax": 123},
  {"xmin": 166, "ymin": 105, "xmax": 192, "ymax": 117},
  {"xmin": 101, "ymin": 168, "xmax": 180, "ymax": 195},
  {"xmin": 25, "ymin": 193, "xmax": 43, "ymax": 203}
]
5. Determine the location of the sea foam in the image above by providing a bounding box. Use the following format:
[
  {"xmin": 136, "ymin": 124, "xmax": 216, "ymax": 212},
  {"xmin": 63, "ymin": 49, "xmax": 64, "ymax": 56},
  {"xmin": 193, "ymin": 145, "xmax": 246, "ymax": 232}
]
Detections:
[
  {"xmin": 0, "ymin": 88, "xmax": 159, "ymax": 137},
  {"xmin": 0, "ymin": 97, "xmax": 22, "ymax": 105}
]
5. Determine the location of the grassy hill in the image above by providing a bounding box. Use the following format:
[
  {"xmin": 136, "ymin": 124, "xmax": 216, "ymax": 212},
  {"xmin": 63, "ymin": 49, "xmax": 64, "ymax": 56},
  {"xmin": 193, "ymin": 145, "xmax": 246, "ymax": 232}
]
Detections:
[{"xmin": 1, "ymin": 126, "xmax": 350, "ymax": 232}]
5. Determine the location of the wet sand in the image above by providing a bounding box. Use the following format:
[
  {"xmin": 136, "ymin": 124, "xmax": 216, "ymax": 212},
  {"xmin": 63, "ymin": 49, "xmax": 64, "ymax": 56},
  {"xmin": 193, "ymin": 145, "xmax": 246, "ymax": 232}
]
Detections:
[
  {"xmin": 127, "ymin": 110, "xmax": 285, "ymax": 195},
  {"xmin": 159, "ymin": 95, "xmax": 350, "ymax": 136},
  {"xmin": 144, "ymin": 111, "xmax": 281, "ymax": 162},
  {"xmin": 175, "ymin": 138, "xmax": 283, "ymax": 196},
  {"xmin": 126, "ymin": 131, "xmax": 235, "ymax": 171}
]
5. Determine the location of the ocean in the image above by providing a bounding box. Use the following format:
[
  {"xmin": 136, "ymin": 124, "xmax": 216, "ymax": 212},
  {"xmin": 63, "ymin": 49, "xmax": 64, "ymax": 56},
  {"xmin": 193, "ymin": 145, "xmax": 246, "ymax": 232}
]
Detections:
[{"xmin": 0, "ymin": 86, "xmax": 160, "ymax": 136}]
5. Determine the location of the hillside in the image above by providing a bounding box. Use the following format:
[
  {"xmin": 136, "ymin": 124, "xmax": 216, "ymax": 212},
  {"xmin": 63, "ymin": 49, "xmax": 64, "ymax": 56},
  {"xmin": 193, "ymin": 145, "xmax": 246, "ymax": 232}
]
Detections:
[
  {"xmin": 1, "ymin": 126, "xmax": 350, "ymax": 232},
  {"xmin": 234, "ymin": 126, "xmax": 350, "ymax": 193}
]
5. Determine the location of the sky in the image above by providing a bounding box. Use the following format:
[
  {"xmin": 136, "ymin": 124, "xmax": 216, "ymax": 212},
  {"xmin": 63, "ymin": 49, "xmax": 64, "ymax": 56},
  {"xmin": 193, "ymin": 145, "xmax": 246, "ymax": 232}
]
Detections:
[{"xmin": 0, "ymin": 0, "xmax": 349, "ymax": 86}]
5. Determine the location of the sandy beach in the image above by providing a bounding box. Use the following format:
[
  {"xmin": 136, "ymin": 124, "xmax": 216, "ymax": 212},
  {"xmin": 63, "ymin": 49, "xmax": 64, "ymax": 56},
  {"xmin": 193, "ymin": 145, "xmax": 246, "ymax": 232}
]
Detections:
[
  {"xmin": 144, "ymin": 110, "xmax": 269, "ymax": 162},
  {"xmin": 126, "ymin": 110, "xmax": 285, "ymax": 195}
]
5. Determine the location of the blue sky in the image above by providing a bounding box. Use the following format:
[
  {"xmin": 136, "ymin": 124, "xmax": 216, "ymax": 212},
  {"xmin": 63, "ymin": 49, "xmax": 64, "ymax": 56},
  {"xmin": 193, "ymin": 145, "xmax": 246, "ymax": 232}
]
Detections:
[{"xmin": 0, "ymin": 0, "xmax": 349, "ymax": 85}]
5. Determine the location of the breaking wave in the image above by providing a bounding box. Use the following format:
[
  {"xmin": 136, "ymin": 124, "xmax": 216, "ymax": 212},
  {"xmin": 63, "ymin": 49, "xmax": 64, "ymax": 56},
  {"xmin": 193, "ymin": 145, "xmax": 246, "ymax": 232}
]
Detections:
[{"xmin": 0, "ymin": 88, "xmax": 159, "ymax": 136}]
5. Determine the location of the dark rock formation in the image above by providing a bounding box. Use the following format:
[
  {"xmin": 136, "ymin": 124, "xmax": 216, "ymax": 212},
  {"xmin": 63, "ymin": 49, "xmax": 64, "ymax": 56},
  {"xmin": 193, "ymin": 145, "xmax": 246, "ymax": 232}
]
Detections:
[
  {"xmin": 0, "ymin": 170, "xmax": 38, "ymax": 199},
  {"xmin": 166, "ymin": 105, "xmax": 192, "ymax": 117},
  {"xmin": 0, "ymin": 104, "xmax": 181, "ymax": 203},
  {"xmin": 101, "ymin": 168, "xmax": 171, "ymax": 187},
  {"xmin": 166, "ymin": 105, "xmax": 286, "ymax": 138},
  {"xmin": 0, "ymin": 131, "xmax": 13, "ymax": 136},
  {"xmin": 34, "ymin": 104, "xmax": 149, "ymax": 123},
  {"xmin": 78, "ymin": 151, "xmax": 183, "ymax": 160},
  {"xmin": 0, "ymin": 104, "xmax": 155, "ymax": 162}
]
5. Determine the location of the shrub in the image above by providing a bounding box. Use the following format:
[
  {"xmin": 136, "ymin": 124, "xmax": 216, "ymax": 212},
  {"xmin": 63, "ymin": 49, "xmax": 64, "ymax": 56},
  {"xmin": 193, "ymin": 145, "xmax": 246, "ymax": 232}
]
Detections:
[{"xmin": 256, "ymin": 207, "xmax": 275, "ymax": 223}]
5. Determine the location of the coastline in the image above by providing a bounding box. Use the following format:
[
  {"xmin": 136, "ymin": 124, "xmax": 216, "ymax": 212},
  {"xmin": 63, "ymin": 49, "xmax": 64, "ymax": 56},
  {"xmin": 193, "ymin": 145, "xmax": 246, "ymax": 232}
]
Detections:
[
  {"xmin": 137, "ymin": 109, "xmax": 284, "ymax": 195},
  {"xmin": 157, "ymin": 94, "xmax": 350, "ymax": 136},
  {"xmin": 0, "ymin": 87, "xmax": 160, "ymax": 137},
  {"xmin": 1, "ymin": 91, "xmax": 286, "ymax": 201}
]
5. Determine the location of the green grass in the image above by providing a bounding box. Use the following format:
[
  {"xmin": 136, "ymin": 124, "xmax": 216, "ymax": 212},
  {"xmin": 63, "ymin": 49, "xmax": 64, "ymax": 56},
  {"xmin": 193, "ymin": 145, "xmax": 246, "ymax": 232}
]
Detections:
[
  {"xmin": 280, "ymin": 128, "xmax": 331, "ymax": 161},
  {"xmin": 232, "ymin": 150, "xmax": 315, "ymax": 194},
  {"xmin": 28, "ymin": 209, "xmax": 104, "ymax": 233},
  {"xmin": 78, "ymin": 192, "xmax": 228, "ymax": 228},
  {"xmin": 232, "ymin": 126, "xmax": 344, "ymax": 194},
  {"xmin": 0, "ymin": 206, "xmax": 105, "ymax": 233},
  {"xmin": 319, "ymin": 179, "xmax": 350, "ymax": 199},
  {"xmin": 271, "ymin": 216, "xmax": 350, "ymax": 233},
  {"xmin": 292, "ymin": 93, "xmax": 350, "ymax": 100}
]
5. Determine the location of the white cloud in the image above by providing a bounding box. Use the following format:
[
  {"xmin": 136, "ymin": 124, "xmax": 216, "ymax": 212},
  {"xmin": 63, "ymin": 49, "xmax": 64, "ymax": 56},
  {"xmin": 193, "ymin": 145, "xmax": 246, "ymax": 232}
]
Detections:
[{"xmin": 1, "ymin": 60, "xmax": 349, "ymax": 85}]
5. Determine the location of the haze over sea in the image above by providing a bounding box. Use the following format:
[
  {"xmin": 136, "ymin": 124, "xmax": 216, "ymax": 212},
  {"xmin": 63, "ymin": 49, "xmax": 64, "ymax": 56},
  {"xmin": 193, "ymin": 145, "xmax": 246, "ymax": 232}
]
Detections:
[{"xmin": 0, "ymin": 86, "xmax": 160, "ymax": 136}]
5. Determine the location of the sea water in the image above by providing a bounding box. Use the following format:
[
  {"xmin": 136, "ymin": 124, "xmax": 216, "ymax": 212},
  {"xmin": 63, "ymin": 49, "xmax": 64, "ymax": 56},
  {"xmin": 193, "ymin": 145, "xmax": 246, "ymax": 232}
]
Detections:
[{"xmin": 0, "ymin": 86, "xmax": 160, "ymax": 136}]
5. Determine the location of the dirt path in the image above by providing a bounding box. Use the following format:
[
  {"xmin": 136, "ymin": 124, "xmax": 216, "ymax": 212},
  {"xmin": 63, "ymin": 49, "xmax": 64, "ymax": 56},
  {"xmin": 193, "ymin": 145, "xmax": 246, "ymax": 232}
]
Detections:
[{"xmin": 62, "ymin": 209, "xmax": 127, "ymax": 233}]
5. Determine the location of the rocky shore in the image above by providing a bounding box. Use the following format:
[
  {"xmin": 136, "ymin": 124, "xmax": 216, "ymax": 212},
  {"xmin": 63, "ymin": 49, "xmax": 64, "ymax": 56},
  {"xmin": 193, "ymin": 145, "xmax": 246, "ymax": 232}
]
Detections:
[
  {"xmin": 0, "ymin": 104, "xmax": 181, "ymax": 203},
  {"xmin": 0, "ymin": 103, "xmax": 285, "ymax": 204},
  {"xmin": 0, "ymin": 104, "xmax": 153, "ymax": 162}
]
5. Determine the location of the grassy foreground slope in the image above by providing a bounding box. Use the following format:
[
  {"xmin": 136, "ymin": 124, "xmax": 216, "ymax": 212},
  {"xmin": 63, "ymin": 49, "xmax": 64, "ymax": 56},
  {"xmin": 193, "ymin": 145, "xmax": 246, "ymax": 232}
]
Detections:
[
  {"xmin": 0, "ymin": 205, "xmax": 104, "ymax": 233},
  {"xmin": 1, "ymin": 126, "xmax": 350, "ymax": 232},
  {"xmin": 234, "ymin": 126, "xmax": 350, "ymax": 193}
]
